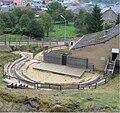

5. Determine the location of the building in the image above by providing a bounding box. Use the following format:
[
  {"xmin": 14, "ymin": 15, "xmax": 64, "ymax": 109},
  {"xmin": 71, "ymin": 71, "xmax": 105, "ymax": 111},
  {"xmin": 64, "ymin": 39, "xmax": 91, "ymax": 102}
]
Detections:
[
  {"xmin": 14, "ymin": 0, "xmax": 23, "ymax": 5},
  {"xmin": 71, "ymin": 24, "xmax": 120, "ymax": 71},
  {"xmin": 22, "ymin": 0, "xmax": 34, "ymax": 6},
  {"xmin": 102, "ymin": 7, "xmax": 118, "ymax": 24},
  {"xmin": 0, "ymin": 0, "xmax": 13, "ymax": 5}
]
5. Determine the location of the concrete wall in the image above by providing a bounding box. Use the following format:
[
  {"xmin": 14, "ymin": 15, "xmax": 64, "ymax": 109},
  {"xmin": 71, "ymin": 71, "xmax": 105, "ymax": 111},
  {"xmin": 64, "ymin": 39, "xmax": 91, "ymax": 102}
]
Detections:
[{"xmin": 72, "ymin": 35, "xmax": 119, "ymax": 71}]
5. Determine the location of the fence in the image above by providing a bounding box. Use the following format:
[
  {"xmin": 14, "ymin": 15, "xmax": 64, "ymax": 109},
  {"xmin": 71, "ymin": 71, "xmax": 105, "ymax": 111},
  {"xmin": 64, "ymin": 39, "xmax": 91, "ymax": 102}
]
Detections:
[
  {"xmin": 43, "ymin": 52, "xmax": 62, "ymax": 65},
  {"xmin": 67, "ymin": 56, "xmax": 88, "ymax": 68},
  {"xmin": 3, "ymin": 73, "xmax": 110, "ymax": 91}
]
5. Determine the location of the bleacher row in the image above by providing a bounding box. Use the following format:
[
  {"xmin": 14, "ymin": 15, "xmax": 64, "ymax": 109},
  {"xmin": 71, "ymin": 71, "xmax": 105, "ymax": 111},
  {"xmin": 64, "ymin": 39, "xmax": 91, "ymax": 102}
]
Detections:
[{"xmin": 3, "ymin": 52, "xmax": 36, "ymax": 89}]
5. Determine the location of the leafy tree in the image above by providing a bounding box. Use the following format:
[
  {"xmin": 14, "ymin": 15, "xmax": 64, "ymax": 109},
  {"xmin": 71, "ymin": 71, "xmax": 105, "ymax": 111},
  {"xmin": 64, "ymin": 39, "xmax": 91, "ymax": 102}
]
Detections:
[
  {"xmin": 116, "ymin": 13, "xmax": 120, "ymax": 25},
  {"xmin": 47, "ymin": 2, "xmax": 65, "ymax": 22},
  {"xmin": 27, "ymin": 19, "xmax": 44, "ymax": 39},
  {"xmin": 0, "ymin": 16, "xmax": 5, "ymax": 34},
  {"xmin": 19, "ymin": 14, "xmax": 30, "ymax": 28},
  {"xmin": 0, "ymin": 13, "xmax": 13, "ymax": 28},
  {"xmin": 9, "ymin": 12, "xmax": 18, "ymax": 27},
  {"xmin": 74, "ymin": 9, "xmax": 88, "ymax": 34},
  {"xmin": 12, "ymin": 8, "xmax": 23, "ymax": 19},
  {"xmin": 64, "ymin": 10, "xmax": 74, "ymax": 23},
  {"xmin": 39, "ymin": 11, "xmax": 53, "ymax": 37},
  {"xmin": 86, "ymin": 5, "xmax": 104, "ymax": 33},
  {"xmin": 12, "ymin": 8, "xmax": 35, "ymax": 20},
  {"xmin": 22, "ymin": 9, "xmax": 35, "ymax": 19}
]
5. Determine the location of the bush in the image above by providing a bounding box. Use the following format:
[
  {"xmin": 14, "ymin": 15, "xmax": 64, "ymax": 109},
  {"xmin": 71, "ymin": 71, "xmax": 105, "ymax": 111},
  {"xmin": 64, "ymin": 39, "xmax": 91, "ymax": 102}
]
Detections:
[
  {"xmin": 65, "ymin": 42, "xmax": 69, "ymax": 47},
  {"xmin": 20, "ymin": 28, "xmax": 29, "ymax": 36},
  {"xmin": 76, "ymin": 33, "xmax": 83, "ymax": 37},
  {"xmin": 12, "ymin": 27, "xmax": 21, "ymax": 34},
  {"xmin": 3, "ymin": 28, "xmax": 12, "ymax": 34},
  {"xmin": 104, "ymin": 23, "xmax": 113, "ymax": 30}
]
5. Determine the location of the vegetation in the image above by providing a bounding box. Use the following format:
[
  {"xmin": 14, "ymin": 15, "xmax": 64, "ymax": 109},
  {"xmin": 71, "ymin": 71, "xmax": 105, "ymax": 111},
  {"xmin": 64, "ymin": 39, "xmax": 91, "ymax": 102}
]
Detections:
[
  {"xmin": 0, "ymin": 52, "xmax": 20, "ymax": 66},
  {"xmin": 116, "ymin": 13, "xmax": 120, "ymax": 25},
  {"xmin": 27, "ymin": 19, "xmax": 44, "ymax": 39},
  {"xmin": 49, "ymin": 23, "xmax": 76, "ymax": 38},
  {"xmin": 104, "ymin": 23, "xmax": 113, "ymax": 30},
  {"xmin": 39, "ymin": 11, "xmax": 53, "ymax": 37},
  {"xmin": 0, "ymin": 52, "xmax": 119, "ymax": 112},
  {"xmin": 74, "ymin": 9, "xmax": 89, "ymax": 35},
  {"xmin": 86, "ymin": 5, "xmax": 103, "ymax": 33},
  {"xmin": 0, "ymin": 34, "xmax": 30, "ymax": 42},
  {"xmin": 0, "ymin": 8, "xmax": 44, "ymax": 39},
  {"xmin": 50, "ymin": 48, "xmax": 72, "ymax": 55},
  {"xmin": 46, "ymin": 1, "xmax": 74, "ymax": 24}
]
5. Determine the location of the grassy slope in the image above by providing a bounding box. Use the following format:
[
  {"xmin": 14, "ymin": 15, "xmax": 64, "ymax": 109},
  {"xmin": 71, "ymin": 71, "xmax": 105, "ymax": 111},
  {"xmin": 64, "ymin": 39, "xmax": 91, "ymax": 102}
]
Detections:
[
  {"xmin": 48, "ymin": 23, "xmax": 77, "ymax": 38},
  {"xmin": 0, "ymin": 52, "xmax": 119, "ymax": 112},
  {"xmin": 0, "ymin": 34, "xmax": 30, "ymax": 42}
]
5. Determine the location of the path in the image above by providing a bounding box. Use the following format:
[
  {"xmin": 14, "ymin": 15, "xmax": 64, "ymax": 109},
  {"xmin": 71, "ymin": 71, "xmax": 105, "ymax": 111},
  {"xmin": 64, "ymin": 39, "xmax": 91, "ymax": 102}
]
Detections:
[{"xmin": 34, "ymin": 46, "xmax": 67, "ymax": 61}]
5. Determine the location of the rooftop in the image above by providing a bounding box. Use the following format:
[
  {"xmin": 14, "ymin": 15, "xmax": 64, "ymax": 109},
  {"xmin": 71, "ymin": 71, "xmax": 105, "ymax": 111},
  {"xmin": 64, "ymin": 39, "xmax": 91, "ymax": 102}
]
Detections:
[
  {"xmin": 101, "ymin": 5, "xmax": 120, "ymax": 14},
  {"xmin": 72, "ymin": 24, "xmax": 120, "ymax": 49}
]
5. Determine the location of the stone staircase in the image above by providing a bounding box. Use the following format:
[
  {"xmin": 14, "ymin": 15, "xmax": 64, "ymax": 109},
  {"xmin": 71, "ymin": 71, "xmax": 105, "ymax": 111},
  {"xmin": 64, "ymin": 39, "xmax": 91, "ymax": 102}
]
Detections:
[{"xmin": 104, "ymin": 57, "xmax": 117, "ymax": 79}]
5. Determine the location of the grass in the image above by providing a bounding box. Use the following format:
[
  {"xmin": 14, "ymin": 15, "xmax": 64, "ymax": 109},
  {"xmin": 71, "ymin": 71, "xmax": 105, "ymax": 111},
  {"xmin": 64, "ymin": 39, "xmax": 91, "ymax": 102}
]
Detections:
[
  {"xmin": 0, "ymin": 23, "xmax": 77, "ymax": 40},
  {"xmin": 48, "ymin": 23, "xmax": 77, "ymax": 38},
  {"xmin": 50, "ymin": 48, "xmax": 72, "ymax": 55},
  {"xmin": 0, "ymin": 52, "xmax": 20, "ymax": 66},
  {"xmin": 0, "ymin": 52, "xmax": 119, "ymax": 112},
  {"xmin": 0, "ymin": 34, "xmax": 30, "ymax": 42}
]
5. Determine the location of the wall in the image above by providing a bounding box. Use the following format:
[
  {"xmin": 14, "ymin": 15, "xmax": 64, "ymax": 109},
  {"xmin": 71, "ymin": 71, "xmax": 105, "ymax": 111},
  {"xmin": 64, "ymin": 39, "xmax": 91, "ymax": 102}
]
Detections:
[
  {"xmin": 72, "ymin": 35, "xmax": 119, "ymax": 71},
  {"xmin": 102, "ymin": 10, "xmax": 118, "ymax": 24},
  {"xmin": 43, "ymin": 52, "xmax": 62, "ymax": 65},
  {"xmin": 66, "ymin": 55, "xmax": 88, "ymax": 68}
]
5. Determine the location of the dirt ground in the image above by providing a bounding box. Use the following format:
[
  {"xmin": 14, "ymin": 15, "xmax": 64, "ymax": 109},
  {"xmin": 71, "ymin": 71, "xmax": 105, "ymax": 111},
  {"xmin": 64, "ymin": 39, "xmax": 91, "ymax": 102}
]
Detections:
[{"xmin": 26, "ymin": 63, "xmax": 94, "ymax": 83}]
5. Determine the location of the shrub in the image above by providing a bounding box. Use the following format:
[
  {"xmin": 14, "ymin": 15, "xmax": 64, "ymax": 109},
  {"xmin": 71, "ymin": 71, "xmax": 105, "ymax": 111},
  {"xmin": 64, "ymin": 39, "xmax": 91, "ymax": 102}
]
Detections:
[
  {"xmin": 3, "ymin": 28, "xmax": 12, "ymax": 34},
  {"xmin": 76, "ymin": 33, "xmax": 83, "ymax": 37}
]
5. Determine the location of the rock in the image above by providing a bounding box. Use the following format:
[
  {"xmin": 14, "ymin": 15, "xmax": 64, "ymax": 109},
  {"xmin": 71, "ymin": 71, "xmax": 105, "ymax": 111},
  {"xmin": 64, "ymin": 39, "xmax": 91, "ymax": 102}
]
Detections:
[
  {"xmin": 0, "ymin": 101, "xmax": 3, "ymax": 109},
  {"xmin": 50, "ymin": 104, "xmax": 70, "ymax": 112},
  {"xmin": 23, "ymin": 97, "xmax": 40, "ymax": 109},
  {"xmin": 89, "ymin": 104, "xmax": 113, "ymax": 112},
  {"xmin": 86, "ymin": 97, "xmax": 93, "ymax": 101}
]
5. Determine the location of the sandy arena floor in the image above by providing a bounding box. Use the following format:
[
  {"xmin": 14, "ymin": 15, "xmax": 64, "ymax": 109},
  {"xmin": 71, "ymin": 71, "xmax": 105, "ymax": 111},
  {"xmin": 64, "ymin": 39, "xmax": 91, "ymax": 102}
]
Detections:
[{"xmin": 25, "ymin": 63, "xmax": 94, "ymax": 83}]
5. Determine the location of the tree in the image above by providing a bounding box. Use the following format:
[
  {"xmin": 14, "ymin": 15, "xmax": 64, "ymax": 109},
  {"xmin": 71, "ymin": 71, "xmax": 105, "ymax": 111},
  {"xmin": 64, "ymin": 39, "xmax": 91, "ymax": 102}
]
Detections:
[
  {"xmin": 19, "ymin": 14, "xmax": 30, "ymax": 28},
  {"xmin": 0, "ymin": 16, "xmax": 5, "ymax": 34},
  {"xmin": 86, "ymin": 5, "xmax": 104, "ymax": 33},
  {"xmin": 64, "ymin": 10, "xmax": 74, "ymax": 23},
  {"xmin": 12, "ymin": 8, "xmax": 35, "ymax": 21},
  {"xmin": 47, "ymin": 2, "xmax": 65, "ymax": 22},
  {"xmin": 27, "ymin": 19, "xmax": 44, "ymax": 39},
  {"xmin": 74, "ymin": 9, "xmax": 88, "ymax": 34},
  {"xmin": 12, "ymin": 8, "xmax": 23, "ymax": 19},
  {"xmin": 39, "ymin": 11, "xmax": 53, "ymax": 37},
  {"xmin": 116, "ymin": 13, "xmax": 120, "ymax": 25},
  {"xmin": 22, "ymin": 9, "xmax": 35, "ymax": 19},
  {"xmin": 9, "ymin": 12, "xmax": 18, "ymax": 27},
  {"xmin": 0, "ymin": 13, "xmax": 13, "ymax": 28}
]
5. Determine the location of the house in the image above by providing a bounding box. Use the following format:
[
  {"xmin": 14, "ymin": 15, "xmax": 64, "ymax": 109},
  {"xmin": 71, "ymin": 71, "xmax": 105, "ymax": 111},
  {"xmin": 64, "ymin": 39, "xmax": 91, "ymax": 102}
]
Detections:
[
  {"xmin": 14, "ymin": 0, "xmax": 23, "ymax": 5},
  {"xmin": 0, "ymin": 0, "xmax": 13, "ymax": 5},
  {"xmin": 102, "ymin": 7, "xmax": 118, "ymax": 24},
  {"xmin": 71, "ymin": 24, "xmax": 120, "ymax": 71},
  {"xmin": 22, "ymin": 0, "xmax": 34, "ymax": 6}
]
